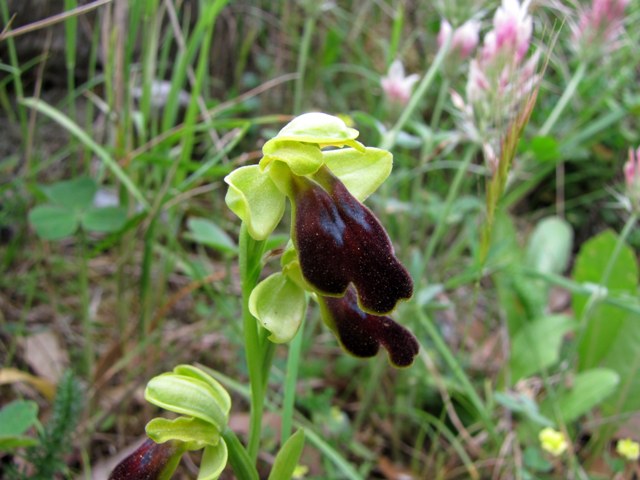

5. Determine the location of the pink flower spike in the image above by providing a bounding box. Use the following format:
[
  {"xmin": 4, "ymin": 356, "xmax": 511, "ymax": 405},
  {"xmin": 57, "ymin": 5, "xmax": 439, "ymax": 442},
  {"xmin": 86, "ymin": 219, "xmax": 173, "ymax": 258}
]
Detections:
[
  {"xmin": 454, "ymin": 20, "xmax": 481, "ymax": 60},
  {"xmin": 381, "ymin": 60, "xmax": 420, "ymax": 106},
  {"xmin": 625, "ymin": 147, "xmax": 640, "ymax": 188},
  {"xmin": 573, "ymin": 0, "xmax": 630, "ymax": 54},
  {"xmin": 438, "ymin": 19, "xmax": 453, "ymax": 50},
  {"xmin": 483, "ymin": 0, "xmax": 532, "ymax": 64}
]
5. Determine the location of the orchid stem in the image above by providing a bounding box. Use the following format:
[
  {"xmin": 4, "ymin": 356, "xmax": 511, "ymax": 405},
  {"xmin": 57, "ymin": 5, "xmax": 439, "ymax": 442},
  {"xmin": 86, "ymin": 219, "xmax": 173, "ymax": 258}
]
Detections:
[{"xmin": 239, "ymin": 224, "xmax": 268, "ymax": 463}]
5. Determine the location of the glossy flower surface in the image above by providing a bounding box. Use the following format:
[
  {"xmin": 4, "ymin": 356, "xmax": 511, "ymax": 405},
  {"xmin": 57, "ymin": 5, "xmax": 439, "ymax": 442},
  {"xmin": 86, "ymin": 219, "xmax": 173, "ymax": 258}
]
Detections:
[
  {"xmin": 318, "ymin": 286, "xmax": 419, "ymax": 367},
  {"xmin": 109, "ymin": 439, "xmax": 183, "ymax": 480},
  {"xmin": 292, "ymin": 166, "xmax": 413, "ymax": 314},
  {"xmin": 616, "ymin": 438, "xmax": 640, "ymax": 461}
]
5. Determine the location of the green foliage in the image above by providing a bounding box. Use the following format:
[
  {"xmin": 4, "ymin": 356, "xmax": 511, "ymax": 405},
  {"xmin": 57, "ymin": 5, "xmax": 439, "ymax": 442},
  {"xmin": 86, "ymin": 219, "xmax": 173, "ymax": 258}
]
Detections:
[
  {"xmin": 26, "ymin": 370, "xmax": 83, "ymax": 480},
  {"xmin": 28, "ymin": 177, "xmax": 127, "ymax": 240},
  {"xmin": 268, "ymin": 429, "xmax": 306, "ymax": 480},
  {"xmin": 0, "ymin": 400, "xmax": 39, "ymax": 449},
  {"xmin": 509, "ymin": 315, "xmax": 576, "ymax": 383},
  {"xmin": 573, "ymin": 230, "xmax": 639, "ymax": 371}
]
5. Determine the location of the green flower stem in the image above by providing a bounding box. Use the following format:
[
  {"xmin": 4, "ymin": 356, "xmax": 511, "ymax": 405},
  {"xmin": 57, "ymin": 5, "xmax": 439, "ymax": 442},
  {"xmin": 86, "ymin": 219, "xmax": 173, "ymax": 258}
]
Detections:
[
  {"xmin": 293, "ymin": 16, "xmax": 316, "ymax": 115},
  {"xmin": 379, "ymin": 34, "xmax": 451, "ymax": 151},
  {"xmin": 420, "ymin": 145, "xmax": 477, "ymax": 283},
  {"xmin": 280, "ymin": 313, "xmax": 305, "ymax": 444},
  {"xmin": 539, "ymin": 62, "xmax": 587, "ymax": 137},
  {"xmin": 222, "ymin": 428, "xmax": 260, "ymax": 480},
  {"xmin": 430, "ymin": 77, "xmax": 450, "ymax": 130},
  {"xmin": 414, "ymin": 304, "xmax": 499, "ymax": 445},
  {"xmin": 239, "ymin": 224, "xmax": 269, "ymax": 462}
]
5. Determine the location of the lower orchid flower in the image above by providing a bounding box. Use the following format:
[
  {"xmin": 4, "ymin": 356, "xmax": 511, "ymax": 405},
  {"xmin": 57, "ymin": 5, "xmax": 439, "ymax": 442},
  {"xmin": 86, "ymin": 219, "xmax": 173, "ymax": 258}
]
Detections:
[{"xmin": 318, "ymin": 286, "xmax": 419, "ymax": 367}]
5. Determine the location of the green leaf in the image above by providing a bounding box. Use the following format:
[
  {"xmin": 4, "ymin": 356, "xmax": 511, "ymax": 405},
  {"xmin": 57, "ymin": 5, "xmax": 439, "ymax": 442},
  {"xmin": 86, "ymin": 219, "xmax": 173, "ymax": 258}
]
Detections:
[
  {"xmin": 0, "ymin": 400, "xmax": 39, "ymax": 436},
  {"xmin": 600, "ymin": 308, "xmax": 640, "ymax": 415},
  {"xmin": 573, "ymin": 230, "xmax": 638, "ymax": 369},
  {"xmin": 322, "ymin": 147, "xmax": 392, "ymax": 201},
  {"xmin": 185, "ymin": 218, "xmax": 237, "ymax": 255},
  {"xmin": 145, "ymin": 374, "xmax": 229, "ymax": 431},
  {"xmin": 272, "ymin": 112, "xmax": 362, "ymax": 150},
  {"xmin": 198, "ymin": 441, "xmax": 228, "ymax": 480},
  {"xmin": 544, "ymin": 368, "xmax": 619, "ymax": 423},
  {"xmin": 224, "ymin": 165, "xmax": 286, "ymax": 240},
  {"xmin": 146, "ymin": 416, "xmax": 220, "ymax": 447},
  {"xmin": 261, "ymin": 140, "xmax": 324, "ymax": 176},
  {"xmin": 81, "ymin": 206, "xmax": 128, "ymax": 233},
  {"xmin": 249, "ymin": 272, "xmax": 307, "ymax": 343},
  {"xmin": 28, "ymin": 205, "xmax": 79, "ymax": 240},
  {"xmin": 494, "ymin": 392, "xmax": 553, "ymax": 427},
  {"xmin": 509, "ymin": 315, "xmax": 576, "ymax": 383},
  {"xmin": 525, "ymin": 216, "xmax": 573, "ymax": 275},
  {"xmin": 268, "ymin": 429, "xmax": 305, "ymax": 480},
  {"xmin": 42, "ymin": 176, "xmax": 97, "ymax": 210},
  {"xmin": 529, "ymin": 136, "xmax": 560, "ymax": 163}
]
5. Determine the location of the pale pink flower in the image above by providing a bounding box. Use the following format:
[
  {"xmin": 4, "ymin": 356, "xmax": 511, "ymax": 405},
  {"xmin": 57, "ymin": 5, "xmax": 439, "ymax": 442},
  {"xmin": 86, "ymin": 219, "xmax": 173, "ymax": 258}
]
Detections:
[
  {"xmin": 572, "ymin": 0, "xmax": 629, "ymax": 56},
  {"xmin": 481, "ymin": 0, "xmax": 532, "ymax": 64},
  {"xmin": 380, "ymin": 60, "xmax": 420, "ymax": 106},
  {"xmin": 439, "ymin": 19, "xmax": 481, "ymax": 61},
  {"xmin": 625, "ymin": 147, "xmax": 640, "ymax": 189}
]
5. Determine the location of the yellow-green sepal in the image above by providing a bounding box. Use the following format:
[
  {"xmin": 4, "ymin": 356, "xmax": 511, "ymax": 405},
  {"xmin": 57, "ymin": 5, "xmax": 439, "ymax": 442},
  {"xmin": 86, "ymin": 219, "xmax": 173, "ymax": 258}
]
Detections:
[
  {"xmin": 322, "ymin": 147, "xmax": 392, "ymax": 201},
  {"xmin": 249, "ymin": 272, "xmax": 307, "ymax": 343},
  {"xmin": 224, "ymin": 165, "xmax": 285, "ymax": 240},
  {"xmin": 273, "ymin": 112, "xmax": 364, "ymax": 151}
]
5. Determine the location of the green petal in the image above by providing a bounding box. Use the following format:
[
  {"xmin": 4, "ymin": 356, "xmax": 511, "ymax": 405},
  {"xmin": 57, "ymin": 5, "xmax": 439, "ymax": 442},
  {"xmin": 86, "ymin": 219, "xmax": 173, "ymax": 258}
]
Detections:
[
  {"xmin": 146, "ymin": 416, "xmax": 220, "ymax": 448},
  {"xmin": 145, "ymin": 374, "xmax": 229, "ymax": 431},
  {"xmin": 224, "ymin": 165, "xmax": 285, "ymax": 240},
  {"xmin": 321, "ymin": 147, "xmax": 392, "ymax": 201},
  {"xmin": 274, "ymin": 112, "xmax": 363, "ymax": 150},
  {"xmin": 198, "ymin": 441, "xmax": 228, "ymax": 480},
  {"xmin": 261, "ymin": 140, "xmax": 324, "ymax": 176},
  {"xmin": 249, "ymin": 272, "xmax": 307, "ymax": 343},
  {"xmin": 172, "ymin": 365, "xmax": 231, "ymax": 416}
]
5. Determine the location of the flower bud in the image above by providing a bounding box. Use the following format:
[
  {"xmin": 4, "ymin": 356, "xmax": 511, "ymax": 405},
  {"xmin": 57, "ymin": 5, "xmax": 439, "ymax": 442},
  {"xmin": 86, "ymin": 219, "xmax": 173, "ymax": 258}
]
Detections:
[{"xmin": 109, "ymin": 439, "xmax": 183, "ymax": 480}]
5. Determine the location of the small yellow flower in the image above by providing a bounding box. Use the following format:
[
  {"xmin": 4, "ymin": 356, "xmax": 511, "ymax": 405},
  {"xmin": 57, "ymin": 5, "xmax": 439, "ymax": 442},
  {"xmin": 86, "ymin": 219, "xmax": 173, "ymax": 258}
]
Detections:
[
  {"xmin": 616, "ymin": 438, "xmax": 640, "ymax": 461},
  {"xmin": 539, "ymin": 427, "xmax": 568, "ymax": 456},
  {"xmin": 292, "ymin": 464, "xmax": 309, "ymax": 479}
]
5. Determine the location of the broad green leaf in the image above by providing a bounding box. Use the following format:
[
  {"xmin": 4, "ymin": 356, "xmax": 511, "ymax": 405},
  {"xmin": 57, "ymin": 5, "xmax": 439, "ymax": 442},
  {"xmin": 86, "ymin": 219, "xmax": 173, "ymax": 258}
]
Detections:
[
  {"xmin": 42, "ymin": 176, "xmax": 97, "ymax": 210},
  {"xmin": 601, "ymin": 309, "xmax": 640, "ymax": 415},
  {"xmin": 268, "ymin": 429, "xmax": 305, "ymax": 480},
  {"xmin": 322, "ymin": 147, "xmax": 392, "ymax": 201},
  {"xmin": 510, "ymin": 315, "xmax": 576, "ymax": 383},
  {"xmin": 272, "ymin": 112, "xmax": 362, "ymax": 150},
  {"xmin": 573, "ymin": 230, "xmax": 638, "ymax": 369},
  {"xmin": 81, "ymin": 206, "xmax": 127, "ymax": 233},
  {"xmin": 28, "ymin": 205, "xmax": 79, "ymax": 240},
  {"xmin": 0, "ymin": 400, "xmax": 38, "ymax": 436},
  {"xmin": 146, "ymin": 416, "xmax": 220, "ymax": 447},
  {"xmin": 185, "ymin": 218, "xmax": 237, "ymax": 255},
  {"xmin": 249, "ymin": 272, "xmax": 307, "ymax": 343},
  {"xmin": 494, "ymin": 392, "xmax": 553, "ymax": 427},
  {"xmin": 492, "ymin": 213, "xmax": 545, "ymax": 334},
  {"xmin": 145, "ymin": 374, "xmax": 229, "ymax": 431},
  {"xmin": 172, "ymin": 365, "xmax": 231, "ymax": 415},
  {"xmin": 543, "ymin": 368, "xmax": 619, "ymax": 423},
  {"xmin": 198, "ymin": 441, "xmax": 228, "ymax": 480},
  {"xmin": 525, "ymin": 216, "xmax": 573, "ymax": 275},
  {"xmin": 261, "ymin": 140, "xmax": 323, "ymax": 176},
  {"xmin": 224, "ymin": 165, "xmax": 285, "ymax": 241}
]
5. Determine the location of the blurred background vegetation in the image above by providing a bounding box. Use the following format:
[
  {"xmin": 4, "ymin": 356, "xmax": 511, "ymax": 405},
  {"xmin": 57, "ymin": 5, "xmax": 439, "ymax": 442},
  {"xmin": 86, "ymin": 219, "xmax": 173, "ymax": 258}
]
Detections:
[{"xmin": 1, "ymin": 0, "xmax": 639, "ymax": 478}]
